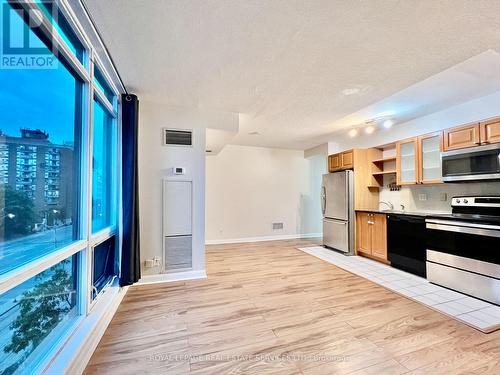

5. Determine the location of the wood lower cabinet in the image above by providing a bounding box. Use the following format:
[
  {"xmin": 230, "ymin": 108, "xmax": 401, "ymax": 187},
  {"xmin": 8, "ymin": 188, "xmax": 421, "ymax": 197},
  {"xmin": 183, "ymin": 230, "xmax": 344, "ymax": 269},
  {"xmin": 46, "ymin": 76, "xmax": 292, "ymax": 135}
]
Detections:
[
  {"xmin": 443, "ymin": 123, "xmax": 480, "ymax": 151},
  {"xmin": 356, "ymin": 212, "xmax": 387, "ymax": 262},
  {"xmin": 371, "ymin": 213, "xmax": 387, "ymax": 260},
  {"xmin": 356, "ymin": 212, "xmax": 372, "ymax": 255},
  {"xmin": 480, "ymin": 118, "xmax": 500, "ymax": 144}
]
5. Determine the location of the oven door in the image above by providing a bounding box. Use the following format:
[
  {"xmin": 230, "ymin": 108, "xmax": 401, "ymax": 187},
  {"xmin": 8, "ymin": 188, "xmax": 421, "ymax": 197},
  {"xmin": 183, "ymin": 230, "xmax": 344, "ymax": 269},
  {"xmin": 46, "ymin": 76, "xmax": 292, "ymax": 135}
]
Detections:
[
  {"xmin": 426, "ymin": 218, "xmax": 500, "ymax": 304},
  {"xmin": 442, "ymin": 143, "xmax": 500, "ymax": 182},
  {"xmin": 426, "ymin": 219, "xmax": 500, "ymax": 264}
]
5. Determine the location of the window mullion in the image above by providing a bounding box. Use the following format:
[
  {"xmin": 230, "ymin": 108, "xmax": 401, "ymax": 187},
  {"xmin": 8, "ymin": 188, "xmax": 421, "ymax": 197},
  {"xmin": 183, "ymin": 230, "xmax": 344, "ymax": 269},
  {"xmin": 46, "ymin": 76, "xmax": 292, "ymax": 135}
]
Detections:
[
  {"xmin": 0, "ymin": 241, "xmax": 87, "ymax": 294},
  {"xmin": 93, "ymin": 85, "xmax": 116, "ymax": 116},
  {"xmin": 85, "ymin": 54, "xmax": 96, "ymax": 314}
]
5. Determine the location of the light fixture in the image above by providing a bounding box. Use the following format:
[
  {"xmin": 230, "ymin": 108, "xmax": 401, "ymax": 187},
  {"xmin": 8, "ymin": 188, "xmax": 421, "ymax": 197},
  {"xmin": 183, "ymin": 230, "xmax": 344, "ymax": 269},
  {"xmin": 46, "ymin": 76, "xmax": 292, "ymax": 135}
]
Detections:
[
  {"xmin": 365, "ymin": 125, "xmax": 375, "ymax": 134},
  {"xmin": 383, "ymin": 119, "xmax": 394, "ymax": 129},
  {"xmin": 348, "ymin": 129, "xmax": 358, "ymax": 137},
  {"xmin": 342, "ymin": 88, "xmax": 361, "ymax": 96}
]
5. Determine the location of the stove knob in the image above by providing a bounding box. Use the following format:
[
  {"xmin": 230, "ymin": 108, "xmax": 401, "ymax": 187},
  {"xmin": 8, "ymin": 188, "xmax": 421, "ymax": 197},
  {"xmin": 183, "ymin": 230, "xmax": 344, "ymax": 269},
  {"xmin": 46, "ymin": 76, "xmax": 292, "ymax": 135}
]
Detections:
[
  {"xmin": 464, "ymin": 199, "xmax": 468, "ymax": 204},
  {"xmin": 456, "ymin": 199, "xmax": 461, "ymax": 204}
]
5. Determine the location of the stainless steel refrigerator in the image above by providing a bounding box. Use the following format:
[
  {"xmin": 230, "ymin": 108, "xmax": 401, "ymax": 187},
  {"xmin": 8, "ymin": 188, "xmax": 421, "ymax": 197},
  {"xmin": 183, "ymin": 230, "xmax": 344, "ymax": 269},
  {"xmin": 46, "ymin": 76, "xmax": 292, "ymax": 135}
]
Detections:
[{"xmin": 321, "ymin": 170, "xmax": 355, "ymax": 255}]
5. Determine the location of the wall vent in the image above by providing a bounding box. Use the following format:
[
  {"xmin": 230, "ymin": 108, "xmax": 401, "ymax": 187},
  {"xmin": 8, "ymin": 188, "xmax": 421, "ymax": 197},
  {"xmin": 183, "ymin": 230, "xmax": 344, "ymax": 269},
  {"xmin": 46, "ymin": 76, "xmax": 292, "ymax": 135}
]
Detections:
[
  {"xmin": 163, "ymin": 129, "xmax": 193, "ymax": 146},
  {"xmin": 164, "ymin": 235, "xmax": 192, "ymax": 271},
  {"xmin": 273, "ymin": 222, "xmax": 284, "ymax": 230}
]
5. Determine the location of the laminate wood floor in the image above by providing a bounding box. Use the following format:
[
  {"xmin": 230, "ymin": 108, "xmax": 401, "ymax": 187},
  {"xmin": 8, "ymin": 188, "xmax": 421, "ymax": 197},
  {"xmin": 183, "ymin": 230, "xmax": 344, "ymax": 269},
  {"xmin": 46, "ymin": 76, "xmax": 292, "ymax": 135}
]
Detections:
[{"xmin": 84, "ymin": 239, "xmax": 500, "ymax": 375}]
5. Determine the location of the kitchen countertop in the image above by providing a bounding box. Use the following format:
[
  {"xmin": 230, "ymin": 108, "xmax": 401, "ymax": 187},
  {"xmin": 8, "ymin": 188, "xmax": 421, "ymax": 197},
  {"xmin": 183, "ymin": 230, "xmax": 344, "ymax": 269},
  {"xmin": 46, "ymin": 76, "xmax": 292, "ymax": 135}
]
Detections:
[{"xmin": 355, "ymin": 209, "xmax": 450, "ymax": 217}]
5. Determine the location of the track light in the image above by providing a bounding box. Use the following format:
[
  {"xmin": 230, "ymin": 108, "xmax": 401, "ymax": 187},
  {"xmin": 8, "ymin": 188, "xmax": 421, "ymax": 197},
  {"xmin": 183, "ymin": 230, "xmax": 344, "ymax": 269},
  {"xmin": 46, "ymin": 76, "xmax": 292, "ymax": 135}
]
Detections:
[
  {"xmin": 365, "ymin": 125, "xmax": 375, "ymax": 134},
  {"xmin": 383, "ymin": 119, "xmax": 394, "ymax": 129}
]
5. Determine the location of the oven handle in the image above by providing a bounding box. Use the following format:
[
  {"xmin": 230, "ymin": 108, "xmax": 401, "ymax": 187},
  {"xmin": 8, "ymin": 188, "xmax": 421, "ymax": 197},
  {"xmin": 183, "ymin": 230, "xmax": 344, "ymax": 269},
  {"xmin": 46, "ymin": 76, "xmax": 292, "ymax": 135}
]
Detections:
[
  {"xmin": 426, "ymin": 222, "xmax": 500, "ymax": 238},
  {"xmin": 426, "ymin": 218, "xmax": 500, "ymax": 230}
]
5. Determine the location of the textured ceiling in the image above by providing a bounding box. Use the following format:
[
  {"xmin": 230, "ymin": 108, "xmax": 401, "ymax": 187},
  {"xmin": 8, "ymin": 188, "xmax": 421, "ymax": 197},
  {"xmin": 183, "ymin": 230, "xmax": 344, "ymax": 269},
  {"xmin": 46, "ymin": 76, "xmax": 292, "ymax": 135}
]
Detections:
[{"xmin": 84, "ymin": 0, "xmax": 500, "ymax": 149}]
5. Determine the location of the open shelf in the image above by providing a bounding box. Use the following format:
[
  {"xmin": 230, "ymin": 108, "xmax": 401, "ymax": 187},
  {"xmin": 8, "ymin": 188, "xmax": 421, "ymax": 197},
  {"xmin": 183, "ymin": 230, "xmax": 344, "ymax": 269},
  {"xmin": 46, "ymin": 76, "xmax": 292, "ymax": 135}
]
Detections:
[
  {"xmin": 372, "ymin": 170, "xmax": 396, "ymax": 176},
  {"xmin": 369, "ymin": 146, "xmax": 398, "ymax": 189},
  {"xmin": 370, "ymin": 168, "xmax": 397, "ymax": 188},
  {"xmin": 371, "ymin": 156, "xmax": 396, "ymax": 164}
]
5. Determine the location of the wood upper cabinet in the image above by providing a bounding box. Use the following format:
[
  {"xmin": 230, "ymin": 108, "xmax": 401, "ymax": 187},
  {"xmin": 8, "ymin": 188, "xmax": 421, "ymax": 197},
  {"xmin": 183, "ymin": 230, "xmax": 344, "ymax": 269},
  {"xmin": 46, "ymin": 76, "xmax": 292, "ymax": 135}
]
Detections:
[
  {"xmin": 480, "ymin": 118, "xmax": 500, "ymax": 145},
  {"xmin": 341, "ymin": 151, "xmax": 354, "ymax": 169},
  {"xmin": 418, "ymin": 132, "xmax": 443, "ymax": 184},
  {"xmin": 328, "ymin": 154, "xmax": 341, "ymax": 172},
  {"xmin": 356, "ymin": 212, "xmax": 387, "ymax": 262},
  {"xmin": 396, "ymin": 138, "xmax": 418, "ymax": 185},
  {"xmin": 443, "ymin": 123, "xmax": 480, "ymax": 151},
  {"xmin": 328, "ymin": 150, "xmax": 354, "ymax": 172}
]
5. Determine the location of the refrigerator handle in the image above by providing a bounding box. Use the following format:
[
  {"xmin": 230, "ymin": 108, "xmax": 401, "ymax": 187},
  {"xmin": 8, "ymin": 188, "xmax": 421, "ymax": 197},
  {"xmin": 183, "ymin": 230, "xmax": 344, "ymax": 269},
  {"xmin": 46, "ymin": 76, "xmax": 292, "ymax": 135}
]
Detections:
[{"xmin": 321, "ymin": 186, "xmax": 326, "ymax": 215}]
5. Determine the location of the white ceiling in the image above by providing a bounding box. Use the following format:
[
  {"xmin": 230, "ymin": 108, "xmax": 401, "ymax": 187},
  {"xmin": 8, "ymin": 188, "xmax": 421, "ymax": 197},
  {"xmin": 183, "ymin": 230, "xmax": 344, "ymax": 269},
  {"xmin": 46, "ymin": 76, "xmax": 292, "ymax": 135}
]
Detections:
[{"xmin": 84, "ymin": 0, "xmax": 500, "ymax": 150}]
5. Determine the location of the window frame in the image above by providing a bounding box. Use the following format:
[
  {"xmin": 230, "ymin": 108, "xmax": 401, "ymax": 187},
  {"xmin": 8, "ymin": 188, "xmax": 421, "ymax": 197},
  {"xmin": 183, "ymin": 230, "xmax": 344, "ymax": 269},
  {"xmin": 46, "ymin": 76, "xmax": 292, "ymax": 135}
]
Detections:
[
  {"xmin": 0, "ymin": 1, "xmax": 124, "ymax": 373},
  {"xmin": 87, "ymin": 53, "xmax": 119, "ymax": 311}
]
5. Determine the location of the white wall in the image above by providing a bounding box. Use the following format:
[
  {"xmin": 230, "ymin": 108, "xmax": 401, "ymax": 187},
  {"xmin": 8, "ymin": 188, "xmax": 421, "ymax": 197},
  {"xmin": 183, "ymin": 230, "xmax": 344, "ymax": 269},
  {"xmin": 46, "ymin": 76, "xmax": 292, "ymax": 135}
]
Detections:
[
  {"xmin": 325, "ymin": 90, "xmax": 500, "ymax": 213},
  {"xmin": 205, "ymin": 145, "xmax": 325, "ymax": 243},
  {"xmin": 138, "ymin": 101, "xmax": 206, "ymax": 276},
  {"xmin": 328, "ymin": 90, "xmax": 500, "ymax": 153}
]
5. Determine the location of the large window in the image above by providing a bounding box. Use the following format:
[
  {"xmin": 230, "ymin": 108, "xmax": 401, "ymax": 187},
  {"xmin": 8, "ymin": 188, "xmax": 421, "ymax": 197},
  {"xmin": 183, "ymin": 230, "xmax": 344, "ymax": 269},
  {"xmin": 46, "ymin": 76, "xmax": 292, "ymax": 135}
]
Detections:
[
  {"xmin": 0, "ymin": 4, "xmax": 82, "ymax": 275},
  {"xmin": 0, "ymin": 254, "xmax": 78, "ymax": 374},
  {"xmin": 0, "ymin": 1, "xmax": 121, "ymax": 374}
]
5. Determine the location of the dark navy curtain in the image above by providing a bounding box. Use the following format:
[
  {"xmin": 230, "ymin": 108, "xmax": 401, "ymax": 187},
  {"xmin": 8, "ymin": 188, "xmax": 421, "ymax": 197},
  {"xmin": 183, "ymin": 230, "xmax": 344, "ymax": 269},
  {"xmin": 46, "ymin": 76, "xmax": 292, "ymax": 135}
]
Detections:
[{"xmin": 120, "ymin": 94, "xmax": 141, "ymax": 286}]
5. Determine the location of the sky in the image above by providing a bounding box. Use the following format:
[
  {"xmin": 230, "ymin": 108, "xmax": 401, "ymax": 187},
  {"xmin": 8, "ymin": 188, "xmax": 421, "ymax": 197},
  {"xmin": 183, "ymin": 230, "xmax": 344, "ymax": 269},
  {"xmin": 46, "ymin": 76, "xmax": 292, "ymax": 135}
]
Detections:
[{"xmin": 0, "ymin": 3, "xmax": 77, "ymax": 146}]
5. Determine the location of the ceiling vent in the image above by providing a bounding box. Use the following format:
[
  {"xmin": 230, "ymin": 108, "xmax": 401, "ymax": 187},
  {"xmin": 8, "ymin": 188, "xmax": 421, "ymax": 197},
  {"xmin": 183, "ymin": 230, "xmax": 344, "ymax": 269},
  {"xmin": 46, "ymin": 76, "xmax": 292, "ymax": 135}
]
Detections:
[{"xmin": 163, "ymin": 129, "xmax": 193, "ymax": 146}]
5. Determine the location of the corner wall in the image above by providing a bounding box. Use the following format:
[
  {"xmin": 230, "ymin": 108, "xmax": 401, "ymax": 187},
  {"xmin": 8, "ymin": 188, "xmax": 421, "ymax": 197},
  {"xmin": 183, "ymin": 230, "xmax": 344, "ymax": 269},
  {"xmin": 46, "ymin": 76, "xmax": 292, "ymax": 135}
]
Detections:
[
  {"xmin": 205, "ymin": 145, "xmax": 325, "ymax": 243},
  {"xmin": 138, "ymin": 101, "xmax": 206, "ymax": 276}
]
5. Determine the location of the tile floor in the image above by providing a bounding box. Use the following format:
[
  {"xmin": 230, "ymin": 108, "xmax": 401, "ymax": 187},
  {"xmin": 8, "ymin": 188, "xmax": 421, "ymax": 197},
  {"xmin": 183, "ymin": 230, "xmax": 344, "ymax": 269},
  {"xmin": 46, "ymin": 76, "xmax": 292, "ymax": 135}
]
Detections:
[{"xmin": 298, "ymin": 246, "xmax": 500, "ymax": 333}]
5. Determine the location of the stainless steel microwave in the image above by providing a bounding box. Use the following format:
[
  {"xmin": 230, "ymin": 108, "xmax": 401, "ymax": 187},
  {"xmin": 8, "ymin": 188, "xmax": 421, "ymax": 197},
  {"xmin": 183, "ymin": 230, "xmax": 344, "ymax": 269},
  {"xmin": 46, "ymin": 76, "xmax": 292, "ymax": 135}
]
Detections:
[{"xmin": 442, "ymin": 143, "xmax": 500, "ymax": 182}]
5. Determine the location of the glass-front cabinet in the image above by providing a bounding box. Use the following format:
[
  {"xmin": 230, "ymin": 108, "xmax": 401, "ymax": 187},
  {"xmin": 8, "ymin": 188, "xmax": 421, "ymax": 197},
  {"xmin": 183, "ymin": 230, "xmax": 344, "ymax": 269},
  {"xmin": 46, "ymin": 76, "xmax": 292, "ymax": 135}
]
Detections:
[
  {"xmin": 418, "ymin": 132, "xmax": 443, "ymax": 184},
  {"xmin": 397, "ymin": 133, "xmax": 443, "ymax": 185},
  {"xmin": 397, "ymin": 138, "xmax": 418, "ymax": 185}
]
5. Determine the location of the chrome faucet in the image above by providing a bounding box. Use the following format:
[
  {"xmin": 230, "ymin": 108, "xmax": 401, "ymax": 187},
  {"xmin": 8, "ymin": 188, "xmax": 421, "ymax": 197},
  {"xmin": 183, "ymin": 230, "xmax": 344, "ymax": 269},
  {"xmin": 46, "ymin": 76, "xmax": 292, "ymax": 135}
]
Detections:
[{"xmin": 379, "ymin": 201, "xmax": 394, "ymax": 211}]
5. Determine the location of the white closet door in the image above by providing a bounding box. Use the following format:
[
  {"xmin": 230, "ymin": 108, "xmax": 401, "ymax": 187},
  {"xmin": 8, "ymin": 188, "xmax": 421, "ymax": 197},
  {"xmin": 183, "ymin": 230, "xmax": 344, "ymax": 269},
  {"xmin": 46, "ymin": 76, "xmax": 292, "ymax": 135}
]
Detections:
[{"xmin": 163, "ymin": 180, "xmax": 192, "ymax": 236}]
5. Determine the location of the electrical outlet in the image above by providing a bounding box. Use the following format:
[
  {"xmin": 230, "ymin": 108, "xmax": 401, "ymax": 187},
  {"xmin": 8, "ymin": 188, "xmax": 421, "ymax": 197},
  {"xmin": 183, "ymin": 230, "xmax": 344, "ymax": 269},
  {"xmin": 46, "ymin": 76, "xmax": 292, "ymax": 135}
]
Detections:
[
  {"xmin": 153, "ymin": 256, "xmax": 161, "ymax": 266},
  {"xmin": 418, "ymin": 193, "xmax": 427, "ymax": 201},
  {"xmin": 440, "ymin": 193, "xmax": 448, "ymax": 202}
]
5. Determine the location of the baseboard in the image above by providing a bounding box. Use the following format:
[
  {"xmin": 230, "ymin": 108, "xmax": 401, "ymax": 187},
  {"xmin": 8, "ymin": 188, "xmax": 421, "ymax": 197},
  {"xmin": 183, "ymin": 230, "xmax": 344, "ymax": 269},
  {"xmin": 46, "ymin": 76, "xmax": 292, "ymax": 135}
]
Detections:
[
  {"xmin": 205, "ymin": 233, "xmax": 322, "ymax": 245},
  {"xmin": 43, "ymin": 284, "xmax": 128, "ymax": 375},
  {"xmin": 137, "ymin": 269, "xmax": 207, "ymax": 285}
]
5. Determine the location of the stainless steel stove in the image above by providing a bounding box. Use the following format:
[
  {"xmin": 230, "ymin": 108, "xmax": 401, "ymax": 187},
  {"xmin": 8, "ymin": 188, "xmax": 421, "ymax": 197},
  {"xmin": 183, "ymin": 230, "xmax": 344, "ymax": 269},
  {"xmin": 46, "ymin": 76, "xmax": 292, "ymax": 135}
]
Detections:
[{"xmin": 426, "ymin": 196, "xmax": 500, "ymax": 305}]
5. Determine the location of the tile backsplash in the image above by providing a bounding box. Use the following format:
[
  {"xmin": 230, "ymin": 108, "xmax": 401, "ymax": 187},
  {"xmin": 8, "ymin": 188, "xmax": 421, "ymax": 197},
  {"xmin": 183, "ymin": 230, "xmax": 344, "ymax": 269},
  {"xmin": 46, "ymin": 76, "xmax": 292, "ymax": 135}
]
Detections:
[{"xmin": 379, "ymin": 181, "xmax": 500, "ymax": 213}]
